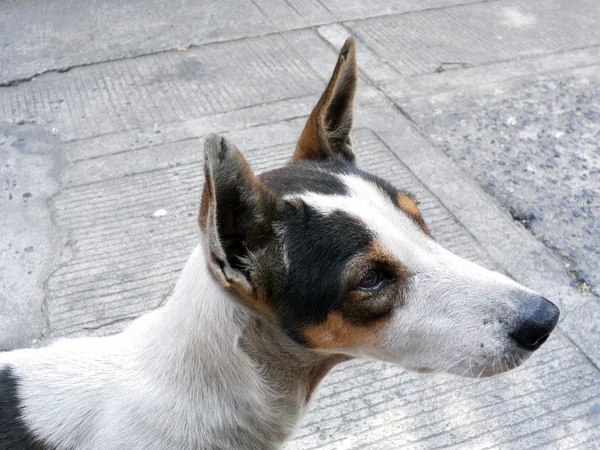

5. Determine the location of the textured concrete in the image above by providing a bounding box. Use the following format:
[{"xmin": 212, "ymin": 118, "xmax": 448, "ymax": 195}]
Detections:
[
  {"xmin": 0, "ymin": 0, "xmax": 485, "ymax": 84},
  {"xmin": 0, "ymin": 123, "xmax": 65, "ymax": 350},
  {"xmin": 1, "ymin": 0, "xmax": 600, "ymax": 448}
]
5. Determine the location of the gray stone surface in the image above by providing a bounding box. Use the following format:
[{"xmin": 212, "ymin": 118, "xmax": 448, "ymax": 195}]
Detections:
[
  {"xmin": 0, "ymin": 34, "xmax": 323, "ymax": 142},
  {"xmin": 1, "ymin": 0, "xmax": 600, "ymax": 448},
  {"xmin": 0, "ymin": 122, "xmax": 65, "ymax": 350},
  {"xmin": 0, "ymin": 0, "xmax": 483, "ymax": 84},
  {"xmin": 0, "ymin": 0, "xmax": 332, "ymax": 84}
]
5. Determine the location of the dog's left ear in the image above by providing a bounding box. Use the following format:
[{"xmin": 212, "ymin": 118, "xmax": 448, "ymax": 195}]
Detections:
[
  {"xmin": 292, "ymin": 38, "xmax": 358, "ymax": 165},
  {"xmin": 200, "ymin": 134, "xmax": 280, "ymax": 316}
]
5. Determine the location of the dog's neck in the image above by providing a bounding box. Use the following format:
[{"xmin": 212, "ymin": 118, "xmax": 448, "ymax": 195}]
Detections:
[{"xmin": 128, "ymin": 243, "xmax": 343, "ymax": 447}]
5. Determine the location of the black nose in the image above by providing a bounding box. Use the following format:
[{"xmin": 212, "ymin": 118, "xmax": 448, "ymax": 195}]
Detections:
[{"xmin": 511, "ymin": 295, "xmax": 560, "ymax": 351}]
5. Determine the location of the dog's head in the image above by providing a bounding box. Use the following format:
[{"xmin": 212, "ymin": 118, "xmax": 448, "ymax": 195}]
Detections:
[{"xmin": 199, "ymin": 39, "xmax": 559, "ymax": 378}]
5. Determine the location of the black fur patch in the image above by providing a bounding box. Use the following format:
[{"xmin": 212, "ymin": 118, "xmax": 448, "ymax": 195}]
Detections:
[
  {"xmin": 260, "ymin": 160, "xmax": 348, "ymax": 196},
  {"xmin": 275, "ymin": 204, "xmax": 373, "ymax": 342},
  {"xmin": 261, "ymin": 159, "xmax": 401, "ymax": 205},
  {"xmin": 0, "ymin": 366, "xmax": 48, "ymax": 450}
]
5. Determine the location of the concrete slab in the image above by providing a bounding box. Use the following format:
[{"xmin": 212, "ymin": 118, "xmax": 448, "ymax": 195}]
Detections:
[
  {"xmin": 0, "ymin": 0, "xmax": 332, "ymax": 84},
  {"xmin": 0, "ymin": 0, "xmax": 483, "ymax": 83},
  {"xmin": 0, "ymin": 123, "xmax": 65, "ymax": 350},
  {"xmin": 0, "ymin": 34, "xmax": 324, "ymax": 141}
]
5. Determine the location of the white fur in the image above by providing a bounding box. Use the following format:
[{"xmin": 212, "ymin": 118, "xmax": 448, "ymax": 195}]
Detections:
[
  {"xmin": 1, "ymin": 244, "xmax": 312, "ymax": 450},
  {"xmin": 286, "ymin": 174, "xmax": 535, "ymax": 377}
]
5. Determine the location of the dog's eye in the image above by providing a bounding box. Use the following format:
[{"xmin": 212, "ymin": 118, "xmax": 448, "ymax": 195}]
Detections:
[{"xmin": 358, "ymin": 269, "xmax": 383, "ymax": 290}]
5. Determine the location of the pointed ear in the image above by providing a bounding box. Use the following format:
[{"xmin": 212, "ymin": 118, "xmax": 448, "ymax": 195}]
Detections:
[
  {"xmin": 293, "ymin": 38, "xmax": 358, "ymax": 164},
  {"xmin": 199, "ymin": 134, "xmax": 280, "ymax": 317}
]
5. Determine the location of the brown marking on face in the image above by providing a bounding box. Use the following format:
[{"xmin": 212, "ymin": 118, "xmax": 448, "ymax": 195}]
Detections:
[
  {"xmin": 397, "ymin": 193, "xmax": 430, "ymax": 236},
  {"xmin": 343, "ymin": 240, "xmax": 407, "ymax": 285},
  {"xmin": 302, "ymin": 311, "xmax": 388, "ymax": 350},
  {"xmin": 302, "ymin": 240, "xmax": 408, "ymax": 350}
]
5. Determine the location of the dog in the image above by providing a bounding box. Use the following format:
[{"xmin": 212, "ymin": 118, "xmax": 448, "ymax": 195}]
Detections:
[{"xmin": 0, "ymin": 38, "xmax": 559, "ymax": 450}]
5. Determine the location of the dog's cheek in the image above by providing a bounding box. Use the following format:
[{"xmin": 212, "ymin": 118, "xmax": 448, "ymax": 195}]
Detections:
[{"xmin": 300, "ymin": 311, "xmax": 389, "ymax": 350}]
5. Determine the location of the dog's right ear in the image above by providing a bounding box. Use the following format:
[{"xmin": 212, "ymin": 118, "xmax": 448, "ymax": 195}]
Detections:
[
  {"xmin": 199, "ymin": 134, "xmax": 281, "ymax": 317},
  {"xmin": 292, "ymin": 38, "xmax": 358, "ymax": 165}
]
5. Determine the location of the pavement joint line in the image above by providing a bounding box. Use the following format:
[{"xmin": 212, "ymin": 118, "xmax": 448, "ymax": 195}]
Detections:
[
  {"xmin": 67, "ymin": 136, "xmax": 200, "ymax": 164},
  {"xmin": 34, "ymin": 140, "xmax": 73, "ymax": 346},
  {"xmin": 60, "ymin": 128, "xmax": 302, "ymax": 189},
  {"xmin": 60, "ymin": 95, "xmax": 312, "ymax": 148},
  {"xmin": 420, "ymin": 42, "xmax": 600, "ymax": 79},
  {"xmin": 0, "ymin": 27, "xmax": 326, "ymax": 89},
  {"xmin": 59, "ymin": 161, "xmax": 201, "ymax": 190},
  {"xmin": 325, "ymin": 0, "xmax": 496, "ymax": 26},
  {"xmin": 396, "ymin": 43, "xmax": 600, "ymax": 98},
  {"xmin": 0, "ymin": 0, "xmax": 499, "ymax": 89},
  {"xmin": 39, "ymin": 232, "xmax": 71, "ymax": 345},
  {"xmin": 80, "ymin": 315, "xmax": 142, "ymax": 332}
]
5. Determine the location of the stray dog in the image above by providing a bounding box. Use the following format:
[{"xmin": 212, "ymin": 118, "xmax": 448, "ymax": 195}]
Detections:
[{"xmin": 0, "ymin": 39, "xmax": 559, "ymax": 450}]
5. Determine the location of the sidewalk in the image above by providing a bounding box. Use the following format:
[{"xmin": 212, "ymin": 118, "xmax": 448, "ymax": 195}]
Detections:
[{"xmin": 1, "ymin": 0, "xmax": 599, "ymax": 448}]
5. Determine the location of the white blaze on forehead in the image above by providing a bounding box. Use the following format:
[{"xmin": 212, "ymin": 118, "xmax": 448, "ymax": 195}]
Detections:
[
  {"xmin": 285, "ymin": 174, "xmax": 418, "ymax": 229},
  {"xmin": 284, "ymin": 174, "xmax": 433, "ymax": 268}
]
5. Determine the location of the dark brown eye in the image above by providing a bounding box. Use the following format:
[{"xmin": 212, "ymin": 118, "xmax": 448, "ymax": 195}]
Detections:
[{"xmin": 359, "ymin": 269, "xmax": 382, "ymax": 290}]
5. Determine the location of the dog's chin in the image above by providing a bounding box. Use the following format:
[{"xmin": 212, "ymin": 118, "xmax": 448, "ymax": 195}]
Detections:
[
  {"xmin": 448, "ymin": 350, "xmax": 532, "ymax": 378},
  {"xmin": 410, "ymin": 347, "xmax": 533, "ymax": 379}
]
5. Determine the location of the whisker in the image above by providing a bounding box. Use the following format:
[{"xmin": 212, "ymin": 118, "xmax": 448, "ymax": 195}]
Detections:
[{"xmin": 477, "ymin": 364, "xmax": 487, "ymax": 379}]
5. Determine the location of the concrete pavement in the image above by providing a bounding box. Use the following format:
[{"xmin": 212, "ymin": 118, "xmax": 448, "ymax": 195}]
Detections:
[{"xmin": 1, "ymin": 0, "xmax": 599, "ymax": 448}]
